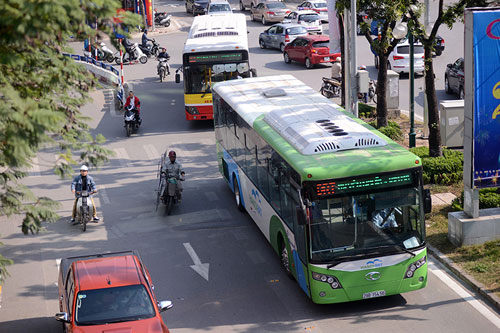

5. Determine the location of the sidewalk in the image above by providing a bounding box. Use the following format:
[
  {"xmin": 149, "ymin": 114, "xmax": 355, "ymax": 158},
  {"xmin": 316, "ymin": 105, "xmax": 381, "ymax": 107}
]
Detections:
[{"xmin": 428, "ymin": 192, "xmax": 500, "ymax": 312}]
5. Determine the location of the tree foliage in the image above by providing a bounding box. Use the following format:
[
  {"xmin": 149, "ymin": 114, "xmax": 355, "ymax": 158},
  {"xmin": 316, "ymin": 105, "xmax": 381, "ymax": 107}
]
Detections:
[
  {"xmin": 0, "ymin": 0, "xmax": 140, "ymax": 282},
  {"xmin": 336, "ymin": 0, "xmax": 411, "ymax": 128}
]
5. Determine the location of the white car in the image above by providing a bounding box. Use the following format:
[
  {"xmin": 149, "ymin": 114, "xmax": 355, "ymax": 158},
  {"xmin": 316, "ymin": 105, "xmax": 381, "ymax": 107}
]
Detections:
[
  {"xmin": 207, "ymin": 0, "xmax": 233, "ymax": 14},
  {"xmin": 374, "ymin": 40, "xmax": 425, "ymax": 75},
  {"xmin": 283, "ymin": 10, "xmax": 322, "ymax": 34},
  {"xmin": 297, "ymin": 0, "xmax": 328, "ymax": 23}
]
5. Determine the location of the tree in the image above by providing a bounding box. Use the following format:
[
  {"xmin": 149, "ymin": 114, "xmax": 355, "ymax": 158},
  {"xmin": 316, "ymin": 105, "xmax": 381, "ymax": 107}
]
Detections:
[
  {"xmin": 336, "ymin": 0, "xmax": 411, "ymax": 128},
  {"xmin": 407, "ymin": 0, "xmax": 488, "ymax": 157},
  {"xmin": 0, "ymin": 0, "xmax": 140, "ymax": 282}
]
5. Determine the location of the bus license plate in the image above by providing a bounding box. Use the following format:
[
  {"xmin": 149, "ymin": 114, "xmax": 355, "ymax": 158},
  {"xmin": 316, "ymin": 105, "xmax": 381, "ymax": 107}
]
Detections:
[
  {"xmin": 324, "ymin": 57, "xmax": 330, "ymax": 61},
  {"xmin": 363, "ymin": 290, "xmax": 386, "ymax": 299}
]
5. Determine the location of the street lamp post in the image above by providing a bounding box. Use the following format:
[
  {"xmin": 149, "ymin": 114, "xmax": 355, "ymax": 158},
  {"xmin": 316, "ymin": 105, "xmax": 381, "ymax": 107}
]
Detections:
[{"xmin": 409, "ymin": 32, "xmax": 416, "ymax": 148}]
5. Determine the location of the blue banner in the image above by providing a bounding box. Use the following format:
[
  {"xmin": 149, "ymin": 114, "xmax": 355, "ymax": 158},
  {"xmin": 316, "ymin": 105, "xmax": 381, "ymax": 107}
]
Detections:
[{"xmin": 473, "ymin": 10, "xmax": 500, "ymax": 188}]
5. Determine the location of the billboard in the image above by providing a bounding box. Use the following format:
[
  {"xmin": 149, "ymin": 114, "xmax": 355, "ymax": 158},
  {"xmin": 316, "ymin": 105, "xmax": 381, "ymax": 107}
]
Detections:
[{"xmin": 472, "ymin": 10, "xmax": 500, "ymax": 189}]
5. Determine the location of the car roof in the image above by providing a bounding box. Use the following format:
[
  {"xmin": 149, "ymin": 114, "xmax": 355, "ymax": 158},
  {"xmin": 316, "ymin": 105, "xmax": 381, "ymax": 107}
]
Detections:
[
  {"xmin": 298, "ymin": 34, "xmax": 329, "ymax": 42},
  {"xmin": 209, "ymin": 0, "xmax": 229, "ymax": 3},
  {"xmin": 291, "ymin": 10, "xmax": 317, "ymax": 14},
  {"xmin": 306, "ymin": 0, "xmax": 327, "ymax": 3},
  {"xmin": 270, "ymin": 23, "xmax": 305, "ymax": 28},
  {"xmin": 74, "ymin": 254, "xmax": 145, "ymax": 291}
]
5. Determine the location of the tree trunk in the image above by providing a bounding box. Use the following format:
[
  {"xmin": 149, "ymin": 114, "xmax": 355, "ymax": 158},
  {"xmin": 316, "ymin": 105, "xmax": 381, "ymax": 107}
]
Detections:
[
  {"xmin": 424, "ymin": 46, "xmax": 442, "ymax": 157},
  {"xmin": 376, "ymin": 53, "xmax": 388, "ymax": 128},
  {"xmin": 339, "ymin": 14, "xmax": 345, "ymax": 107},
  {"xmin": 139, "ymin": 0, "xmax": 148, "ymax": 28}
]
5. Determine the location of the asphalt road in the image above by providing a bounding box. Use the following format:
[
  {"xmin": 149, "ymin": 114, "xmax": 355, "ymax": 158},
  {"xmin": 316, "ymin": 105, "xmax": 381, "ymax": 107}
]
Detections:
[{"xmin": 0, "ymin": 1, "xmax": 499, "ymax": 332}]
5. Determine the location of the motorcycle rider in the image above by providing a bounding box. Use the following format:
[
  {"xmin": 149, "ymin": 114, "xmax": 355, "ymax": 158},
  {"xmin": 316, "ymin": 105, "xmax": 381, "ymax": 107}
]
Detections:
[
  {"xmin": 122, "ymin": 38, "xmax": 136, "ymax": 61},
  {"xmin": 157, "ymin": 47, "xmax": 171, "ymax": 76},
  {"xmin": 142, "ymin": 29, "xmax": 153, "ymax": 50},
  {"xmin": 70, "ymin": 165, "xmax": 99, "ymax": 223},
  {"xmin": 331, "ymin": 57, "xmax": 342, "ymax": 81},
  {"xmin": 124, "ymin": 90, "xmax": 141, "ymax": 124},
  {"xmin": 358, "ymin": 65, "xmax": 368, "ymax": 102},
  {"xmin": 161, "ymin": 151, "xmax": 185, "ymax": 202}
]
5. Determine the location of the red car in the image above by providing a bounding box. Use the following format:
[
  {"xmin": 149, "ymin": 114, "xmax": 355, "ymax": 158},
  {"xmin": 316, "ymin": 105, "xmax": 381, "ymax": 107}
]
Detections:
[
  {"xmin": 283, "ymin": 35, "xmax": 340, "ymax": 69},
  {"xmin": 55, "ymin": 251, "xmax": 173, "ymax": 332}
]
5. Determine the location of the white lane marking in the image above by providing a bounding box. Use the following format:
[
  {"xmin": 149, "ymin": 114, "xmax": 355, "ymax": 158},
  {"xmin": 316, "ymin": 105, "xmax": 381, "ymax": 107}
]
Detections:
[
  {"xmin": 114, "ymin": 148, "xmax": 131, "ymax": 168},
  {"xmin": 183, "ymin": 243, "xmax": 210, "ymax": 281},
  {"xmin": 30, "ymin": 157, "xmax": 41, "ymax": 177},
  {"xmin": 144, "ymin": 144, "xmax": 160, "ymax": 161},
  {"xmin": 98, "ymin": 185, "xmax": 111, "ymax": 204},
  {"xmin": 428, "ymin": 261, "xmax": 500, "ymax": 329}
]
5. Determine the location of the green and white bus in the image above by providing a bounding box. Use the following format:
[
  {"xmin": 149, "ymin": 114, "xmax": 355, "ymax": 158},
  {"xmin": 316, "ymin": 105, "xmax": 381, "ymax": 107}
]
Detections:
[{"xmin": 213, "ymin": 75, "xmax": 431, "ymax": 304}]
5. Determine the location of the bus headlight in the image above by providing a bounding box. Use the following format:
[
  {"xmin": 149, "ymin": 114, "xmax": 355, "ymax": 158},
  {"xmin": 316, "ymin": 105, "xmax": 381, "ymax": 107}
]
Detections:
[
  {"xmin": 404, "ymin": 255, "xmax": 426, "ymax": 279},
  {"xmin": 186, "ymin": 106, "xmax": 200, "ymax": 115},
  {"xmin": 312, "ymin": 272, "xmax": 343, "ymax": 289}
]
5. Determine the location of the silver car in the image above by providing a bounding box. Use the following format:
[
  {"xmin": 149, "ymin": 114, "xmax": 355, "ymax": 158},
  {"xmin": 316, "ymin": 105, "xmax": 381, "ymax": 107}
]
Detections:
[
  {"xmin": 251, "ymin": 1, "xmax": 290, "ymax": 25},
  {"xmin": 258, "ymin": 23, "xmax": 308, "ymax": 52}
]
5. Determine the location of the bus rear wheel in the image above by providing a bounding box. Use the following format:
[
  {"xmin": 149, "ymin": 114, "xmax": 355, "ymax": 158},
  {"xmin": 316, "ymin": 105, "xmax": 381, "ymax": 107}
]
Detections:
[
  {"xmin": 233, "ymin": 175, "xmax": 245, "ymax": 212},
  {"xmin": 280, "ymin": 238, "xmax": 293, "ymax": 279}
]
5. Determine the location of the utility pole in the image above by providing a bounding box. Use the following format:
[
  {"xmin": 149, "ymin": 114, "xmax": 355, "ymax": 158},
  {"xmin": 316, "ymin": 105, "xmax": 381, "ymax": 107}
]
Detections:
[{"xmin": 343, "ymin": 0, "xmax": 358, "ymax": 117}]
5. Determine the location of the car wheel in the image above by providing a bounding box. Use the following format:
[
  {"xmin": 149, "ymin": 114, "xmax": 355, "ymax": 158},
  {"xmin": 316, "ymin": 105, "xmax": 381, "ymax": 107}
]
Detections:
[
  {"xmin": 185, "ymin": 4, "xmax": 189, "ymax": 13},
  {"xmin": 240, "ymin": 1, "xmax": 244, "ymax": 11},
  {"xmin": 284, "ymin": 52, "xmax": 291, "ymax": 64},
  {"xmin": 280, "ymin": 43, "xmax": 285, "ymax": 53},
  {"xmin": 233, "ymin": 175, "xmax": 245, "ymax": 212},
  {"xmin": 259, "ymin": 39, "xmax": 266, "ymax": 49},
  {"xmin": 280, "ymin": 237, "xmax": 293, "ymax": 279},
  {"xmin": 374, "ymin": 56, "xmax": 378, "ymax": 69},
  {"xmin": 305, "ymin": 57, "xmax": 313, "ymax": 69},
  {"xmin": 445, "ymin": 76, "xmax": 452, "ymax": 94},
  {"xmin": 262, "ymin": 16, "xmax": 267, "ymax": 25},
  {"xmin": 436, "ymin": 49, "xmax": 443, "ymax": 56},
  {"xmin": 459, "ymin": 86, "xmax": 464, "ymax": 100},
  {"xmin": 387, "ymin": 61, "xmax": 392, "ymax": 70}
]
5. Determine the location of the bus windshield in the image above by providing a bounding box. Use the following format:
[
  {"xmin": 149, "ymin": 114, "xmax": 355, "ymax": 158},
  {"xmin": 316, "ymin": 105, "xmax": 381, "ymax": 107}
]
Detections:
[
  {"xmin": 184, "ymin": 62, "xmax": 249, "ymax": 94},
  {"xmin": 308, "ymin": 187, "xmax": 424, "ymax": 263}
]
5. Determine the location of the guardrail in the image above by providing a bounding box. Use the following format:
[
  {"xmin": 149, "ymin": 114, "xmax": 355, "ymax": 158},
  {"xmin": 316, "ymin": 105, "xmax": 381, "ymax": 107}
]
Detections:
[{"xmin": 63, "ymin": 53, "xmax": 120, "ymax": 76}]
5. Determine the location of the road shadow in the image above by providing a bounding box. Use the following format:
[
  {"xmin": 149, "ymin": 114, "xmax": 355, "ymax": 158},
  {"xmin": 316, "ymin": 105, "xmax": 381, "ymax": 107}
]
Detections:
[{"xmin": 0, "ymin": 317, "xmax": 61, "ymax": 333}]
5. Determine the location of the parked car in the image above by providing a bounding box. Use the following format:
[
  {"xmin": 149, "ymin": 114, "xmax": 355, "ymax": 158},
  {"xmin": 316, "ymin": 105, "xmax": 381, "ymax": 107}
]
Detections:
[
  {"xmin": 283, "ymin": 10, "xmax": 322, "ymax": 34},
  {"xmin": 374, "ymin": 40, "xmax": 425, "ymax": 75},
  {"xmin": 186, "ymin": 0, "xmax": 209, "ymax": 15},
  {"xmin": 207, "ymin": 0, "xmax": 232, "ymax": 14},
  {"xmin": 434, "ymin": 35, "xmax": 445, "ymax": 56},
  {"xmin": 251, "ymin": 1, "xmax": 290, "ymax": 25},
  {"xmin": 283, "ymin": 34, "xmax": 340, "ymax": 69},
  {"xmin": 297, "ymin": 0, "xmax": 328, "ymax": 23},
  {"xmin": 55, "ymin": 251, "xmax": 173, "ymax": 332},
  {"xmin": 259, "ymin": 23, "xmax": 308, "ymax": 52},
  {"xmin": 445, "ymin": 57, "xmax": 464, "ymax": 99}
]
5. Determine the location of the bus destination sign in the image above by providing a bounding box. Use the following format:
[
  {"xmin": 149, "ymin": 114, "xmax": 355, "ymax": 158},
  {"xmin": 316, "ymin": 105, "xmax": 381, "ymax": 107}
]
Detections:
[
  {"xmin": 188, "ymin": 53, "xmax": 243, "ymax": 63},
  {"xmin": 315, "ymin": 172, "xmax": 414, "ymax": 197}
]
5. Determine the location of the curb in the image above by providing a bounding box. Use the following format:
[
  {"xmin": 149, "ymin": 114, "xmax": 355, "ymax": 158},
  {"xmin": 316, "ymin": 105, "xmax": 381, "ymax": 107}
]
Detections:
[{"xmin": 428, "ymin": 244, "xmax": 500, "ymax": 312}]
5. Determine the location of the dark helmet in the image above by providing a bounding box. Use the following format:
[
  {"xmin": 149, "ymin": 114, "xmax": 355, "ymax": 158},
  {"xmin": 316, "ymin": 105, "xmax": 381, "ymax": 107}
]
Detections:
[
  {"xmin": 168, "ymin": 151, "xmax": 176, "ymax": 158},
  {"xmin": 144, "ymin": 29, "xmax": 148, "ymax": 34},
  {"xmin": 161, "ymin": 47, "xmax": 167, "ymax": 53}
]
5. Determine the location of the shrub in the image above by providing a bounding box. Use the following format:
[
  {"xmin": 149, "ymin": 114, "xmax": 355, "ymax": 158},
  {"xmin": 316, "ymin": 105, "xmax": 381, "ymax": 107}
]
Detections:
[
  {"xmin": 410, "ymin": 147, "xmax": 463, "ymax": 185},
  {"xmin": 359, "ymin": 103, "xmax": 376, "ymax": 118},
  {"xmin": 367, "ymin": 120, "xmax": 403, "ymax": 141},
  {"xmin": 451, "ymin": 188, "xmax": 500, "ymax": 211}
]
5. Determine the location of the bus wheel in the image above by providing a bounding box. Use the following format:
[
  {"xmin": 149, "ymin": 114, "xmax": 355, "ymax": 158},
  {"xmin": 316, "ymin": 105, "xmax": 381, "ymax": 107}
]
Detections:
[
  {"xmin": 233, "ymin": 175, "xmax": 245, "ymax": 212},
  {"xmin": 280, "ymin": 238, "xmax": 293, "ymax": 279}
]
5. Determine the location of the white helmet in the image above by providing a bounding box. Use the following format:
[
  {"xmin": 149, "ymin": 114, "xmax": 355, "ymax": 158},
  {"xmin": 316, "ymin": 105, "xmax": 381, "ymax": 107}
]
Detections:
[{"xmin": 80, "ymin": 165, "xmax": 88, "ymax": 171}]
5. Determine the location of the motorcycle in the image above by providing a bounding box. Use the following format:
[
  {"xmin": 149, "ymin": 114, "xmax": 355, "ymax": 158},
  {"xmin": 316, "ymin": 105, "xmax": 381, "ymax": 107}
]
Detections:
[
  {"xmin": 358, "ymin": 80, "xmax": 377, "ymax": 103},
  {"xmin": 139, "ymin": 39, "xmax": 161, "ymax": 58},
  {"xmin": 124, "ymin": 105, "xmax": 141, "ymax": 137},
  {"xmin": 155, "ymin": 153, "xmax": 184, "ymax": 215},
  {"xmin": 115, "ymin": 43, "xmax": 148, "ymax": 65},
  {"xmin": 157, "ymin": 55, "xmax": 171, "ymax": 82},
  {"xmin": 154, "ymin": 12, "xmax": 172, "ymax": 27},
  {"xmin": 320, "ymin": 77, "xmax": 341, "ymax": 98},
  {"xmin": 83, "ymin": 42, "xmax": 115, "ymax": 63},
  {"xmin": 75, "ymin": 190, "xmax": 95, "ymax": 232}
]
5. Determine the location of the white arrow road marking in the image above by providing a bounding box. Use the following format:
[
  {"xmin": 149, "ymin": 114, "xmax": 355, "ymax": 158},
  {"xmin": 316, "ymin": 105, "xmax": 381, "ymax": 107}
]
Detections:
[{"xmin": 183, "ymin": 242, "xmax": 209, "ymax": 281}]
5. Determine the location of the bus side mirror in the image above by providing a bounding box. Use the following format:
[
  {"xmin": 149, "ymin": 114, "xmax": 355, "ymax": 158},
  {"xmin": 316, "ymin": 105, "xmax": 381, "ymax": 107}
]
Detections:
[
  {"xmin": 175, "ymin": 73, "xmax": 180, "ymax": 83},
  {"xmin": 250, "ymin": 68, "xmax": 257, "ymax": 77},
  {"xmin": 297, "ymin": 206, "xmax": 307, "ymax": 225},
  {"xmin": 423, "ymin": 189, "xmax": 432, "ymax": 214}
]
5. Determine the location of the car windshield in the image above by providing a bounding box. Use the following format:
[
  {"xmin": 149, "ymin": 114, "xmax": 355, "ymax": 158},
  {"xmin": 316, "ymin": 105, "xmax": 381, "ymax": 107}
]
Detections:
[
  {"xmin": 210, "ymin": 4, "xmax": 231, "ymax": 12},
  {"xmin": 286, "ymin": 26, "xmax": 308, "ymax": 35},
  {"xmin": 397, "ymin": 45, "xmax": 424, "ymax": 54},
  {"xmin": 312, "ymin": 41, "xmax": 329, "ymax": 48},
  {"xmin": 267, "ymin": 2, "xmax": 286, "ymax": 8},
  {"xmin": 299, "ymin": 14, "xmax": 319, "ymax": 22},
  {"xmin": 313, "ymin": 2, "xmax": 327, "ymax": 8},
  {"xmin": 75, "ymin": 285, "xmax": 155, "ymax": 325},
  {"xmin": 307, "ymin": 187, "xmax": 424, "ymax": 263}
]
